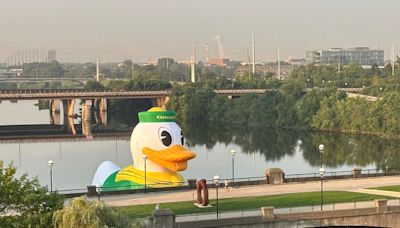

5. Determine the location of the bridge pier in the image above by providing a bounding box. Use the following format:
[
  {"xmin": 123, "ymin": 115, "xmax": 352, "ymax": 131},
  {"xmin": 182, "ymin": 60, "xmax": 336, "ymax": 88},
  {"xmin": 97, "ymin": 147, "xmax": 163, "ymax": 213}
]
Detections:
[
  {"xmin": 81, "ymin": 103, "xmax": 92, "ymax": 136},
  {"xmin": 62, "ymin": 116, "xmax": 77, "ymax": 135},
  {"xmin": 98, "ymin": 110, "xmax": 107, "ymax": 125},
  {"xmin": 49, "ymin": 110, "xmax": 61, "ymax": 125},
  {"xmin": 49, "ymin": 99, "xmax": 60, "ymax": 113},
  {"xmin": 62, "ymin": 99, "xmax": 76, "ymax": 117},
  {"xmin": 151, "ymin": 96, "xmax": 169, "ymax": 110},
  {"xmin": 99, "ymin": 98, "xmax": 107, "ymax": 111}
]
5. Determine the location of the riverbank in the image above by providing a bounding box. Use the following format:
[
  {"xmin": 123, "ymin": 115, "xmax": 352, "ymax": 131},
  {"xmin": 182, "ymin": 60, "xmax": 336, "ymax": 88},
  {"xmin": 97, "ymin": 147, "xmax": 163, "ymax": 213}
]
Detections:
[{"xmin": 94, "ymin": 175, "xmax": 400, "ymax": 207}]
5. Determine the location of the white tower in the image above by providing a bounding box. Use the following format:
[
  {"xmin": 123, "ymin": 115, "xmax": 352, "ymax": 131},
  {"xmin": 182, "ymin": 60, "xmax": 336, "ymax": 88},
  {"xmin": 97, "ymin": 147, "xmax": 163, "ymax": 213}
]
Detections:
[
  {"xmin": 205, "ymin": 43, "xmax": 209, "ymax": 64},
  {"xmin": 191, "ymin": 44, "xmax": 196, "ymax": 83},
  {"xmin": 252, "ymin": 32, "xmax": 255, "ymax": 75},
  {"xmin": 278, "ymin": 48, "xmax": 281, "ymax": 80},
  {"xmin": 96, "ymin": 58, "xmax": 100, "ymax": 82},
  {"xmin": 392, "ymin": 46, "xmax": 395, "ymax": 76}
]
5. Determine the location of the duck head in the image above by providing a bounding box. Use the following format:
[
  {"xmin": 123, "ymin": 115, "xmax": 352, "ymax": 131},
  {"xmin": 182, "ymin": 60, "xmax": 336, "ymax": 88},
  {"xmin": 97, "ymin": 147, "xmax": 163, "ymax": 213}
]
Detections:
[{"xmin": 130, "ymin": 107, "xmax": 196, "ymax": 173}]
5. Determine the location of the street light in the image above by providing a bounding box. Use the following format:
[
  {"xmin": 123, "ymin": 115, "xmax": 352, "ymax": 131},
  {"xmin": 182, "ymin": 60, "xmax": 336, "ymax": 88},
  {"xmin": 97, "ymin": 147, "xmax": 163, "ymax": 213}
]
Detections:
[
  {"xmin": 319, "ymin": 167, "xmax": 325, "ymax": 211},
  {"xmin": 213, "ymin": 175, "xmax": 220, "ymax": 219},
  {"xmin": 319, "ymin": 144, "xmax": 324, "ymax": 168},
  {"xmin": 47, "ymin": 160, "xmax": 54, "ymax": 192},
  {"xmin": 230, "ymin": 149, "xmax": 236, "ymax": 188},
  {"xmin": 143, "ymin": 155, "xmax": 148, "ymax": 193}
]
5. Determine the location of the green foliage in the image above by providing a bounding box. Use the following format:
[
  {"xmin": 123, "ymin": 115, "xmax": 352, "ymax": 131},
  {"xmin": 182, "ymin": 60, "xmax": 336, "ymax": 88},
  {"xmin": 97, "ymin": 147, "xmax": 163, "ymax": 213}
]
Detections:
[
  {"xmin": 64, "ymin": 63, "xmax": 96, "ymax": 78},
  {"xmin": 0, "ymin": 163, "xmax": 64, "ymax": 228},
  {"xmin": 85, "ymin": 80, "xmax": 105, "ymax": 90},
  {"xmin": 53, "ymin": 196, "xmax": 138, "ymax": 228},
  {"xmin": 168, "ymin": 79, "xmax": 400, "ymax": 137},
  {"xmin": 372, "ymin": 185, "xmax": 400, "ymax": 192},
  {"xmin": 20, "ymin": 61, "xmax": 65, "ymax": 78}
]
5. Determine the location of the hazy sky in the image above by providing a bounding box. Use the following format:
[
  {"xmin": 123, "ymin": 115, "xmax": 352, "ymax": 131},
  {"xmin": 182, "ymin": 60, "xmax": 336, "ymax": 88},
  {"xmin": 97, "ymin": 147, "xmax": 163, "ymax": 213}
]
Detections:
[{"xmin": 1, "ymin": 0, "xmax": 399, "ymax": 63}]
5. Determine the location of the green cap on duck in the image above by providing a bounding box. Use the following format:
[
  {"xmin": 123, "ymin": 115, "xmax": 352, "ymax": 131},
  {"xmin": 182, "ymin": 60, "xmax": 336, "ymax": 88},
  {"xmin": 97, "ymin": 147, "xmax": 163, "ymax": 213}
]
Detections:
[{"xmin": 138, "ymin": 107, "xmax": 176, "ymax": 123}]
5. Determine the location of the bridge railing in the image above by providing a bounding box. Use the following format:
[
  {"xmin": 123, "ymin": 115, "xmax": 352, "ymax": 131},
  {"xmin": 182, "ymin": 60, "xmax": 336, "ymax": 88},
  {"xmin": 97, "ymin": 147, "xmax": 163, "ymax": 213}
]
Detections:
[{"xmin": 0, "ymin": 89, "xmax": 269, "ymax": 99}]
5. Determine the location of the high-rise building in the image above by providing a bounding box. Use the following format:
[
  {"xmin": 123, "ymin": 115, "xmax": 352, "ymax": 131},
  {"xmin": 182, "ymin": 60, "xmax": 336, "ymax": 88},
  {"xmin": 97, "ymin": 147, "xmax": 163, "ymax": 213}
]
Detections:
[
  {"xmin": 306, "ymin": 47, "xmax": 384, "ymax": 66},
  {"xmin": 48, "ymin": 50, "xmax": 57, "ymax": 62}
]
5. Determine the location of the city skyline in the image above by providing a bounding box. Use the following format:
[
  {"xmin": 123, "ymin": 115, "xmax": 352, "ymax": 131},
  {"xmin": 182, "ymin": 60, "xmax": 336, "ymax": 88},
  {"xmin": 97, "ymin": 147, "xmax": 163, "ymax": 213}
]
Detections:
[{"xmin": 1, "ymin": 0, "xmax": 399, "ymax": 62}]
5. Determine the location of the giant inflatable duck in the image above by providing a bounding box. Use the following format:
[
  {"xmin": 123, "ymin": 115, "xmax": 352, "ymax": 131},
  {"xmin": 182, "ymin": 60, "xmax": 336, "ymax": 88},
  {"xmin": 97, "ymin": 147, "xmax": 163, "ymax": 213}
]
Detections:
[{"xmin": 92, "ymin": 107, "xmax": 196, "ymax": 191}]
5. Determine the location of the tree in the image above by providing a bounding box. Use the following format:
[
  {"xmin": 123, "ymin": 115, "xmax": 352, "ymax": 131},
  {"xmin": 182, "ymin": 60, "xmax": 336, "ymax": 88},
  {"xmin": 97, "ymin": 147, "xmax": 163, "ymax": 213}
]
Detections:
[
  {"xmin": 85, "ymin": 80, "xmax": 105, "ymax": 90},
  {"xmin": 53, "ymin": 196, "xmax": 137, "ymax": 228},
  {"xmin": 0, "ymin": 162, "xmax": 64, "ymax": 227}
]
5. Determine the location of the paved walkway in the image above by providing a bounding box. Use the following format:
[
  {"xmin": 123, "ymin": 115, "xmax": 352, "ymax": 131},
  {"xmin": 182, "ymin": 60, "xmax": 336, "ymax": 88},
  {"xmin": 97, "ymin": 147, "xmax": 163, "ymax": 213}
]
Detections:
[{"xmin": 95, "ymin": 176, "xmax": 400, "ymax": 207}]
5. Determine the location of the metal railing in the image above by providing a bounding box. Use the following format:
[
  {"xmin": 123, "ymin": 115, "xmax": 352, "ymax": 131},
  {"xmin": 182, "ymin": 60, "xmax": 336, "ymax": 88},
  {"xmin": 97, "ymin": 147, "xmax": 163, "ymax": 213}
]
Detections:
[
  {"xmin": 0, "ymin": 88, "xmax": 268, "ymax": 99},
  {"xmin": 56, "ymin": 167, "xmax": 400, "ymax": 197}
]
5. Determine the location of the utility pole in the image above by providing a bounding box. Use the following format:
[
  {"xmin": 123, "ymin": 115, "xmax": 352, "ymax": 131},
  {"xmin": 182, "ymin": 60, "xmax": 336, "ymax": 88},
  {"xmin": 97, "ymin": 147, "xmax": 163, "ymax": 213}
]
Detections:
[
  {"xmin": 392, "ymin": 46, "xmax": 395, "ymax": 76},
  {"xmin": 96, "ymin": 58, "xmax": 100, "ymax": 82},
  {"xmin": 191, "ymin": 43, "xmax": 196, "ymax": 83},
  {"xmin": 131, "ymin": 60, "xmax": 135, "ymax": 80},
  {"xmin": 278, "ymin": 48, "xmax": 281, "ymax": 80},
  {"xmin": 252, "ymin": 32, "xmax": 255, "ymax": 75},
  {"xmin": 247, "ymin": 48, "xmax": 251, "ymax": 79}
]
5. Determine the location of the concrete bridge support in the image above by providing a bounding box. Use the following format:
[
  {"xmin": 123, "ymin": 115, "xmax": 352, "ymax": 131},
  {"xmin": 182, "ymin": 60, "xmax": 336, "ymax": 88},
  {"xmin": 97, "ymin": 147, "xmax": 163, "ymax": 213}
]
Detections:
[
  {"xmin": 151, "ymin": 96, "xmax": 169, "ymax": 110},
  {"xmin": 49, "ymin": 99, "xmax": 60, "ymax": 113},
  {"xmin": 62, "ymin": 116, "xmax": 77, "ymax": 135},
  {"xmin": 49, "ymin": 110, "xmax": 61, "ymax": 125},
  {"xmin": 99, "ymin": 98, "xmax": 107, "ymax": 111},
  {"xmin": 62, "ymin": 99, "xmax": 76, "ymax": 117},
  {"xmin": 49, "ymin": 99, "xmax": 61, "ymax": 125},
  {"xmin": 98, "ymin": 110, "xmax": 107, "ymax": 125},
  {"xmin": 81, "ymin": 104, "xmax": 92, "ymax": 136},
  {"xmin": 94, "ymin": 98, "xmax": 107, "ymax": 112}
]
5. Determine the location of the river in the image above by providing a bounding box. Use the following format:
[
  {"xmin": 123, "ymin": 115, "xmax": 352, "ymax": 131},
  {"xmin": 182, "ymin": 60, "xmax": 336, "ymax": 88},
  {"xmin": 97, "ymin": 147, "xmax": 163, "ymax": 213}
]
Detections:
[{"xmin": 0, "ymin": 100, "xmax": 394, "ymax": 191}]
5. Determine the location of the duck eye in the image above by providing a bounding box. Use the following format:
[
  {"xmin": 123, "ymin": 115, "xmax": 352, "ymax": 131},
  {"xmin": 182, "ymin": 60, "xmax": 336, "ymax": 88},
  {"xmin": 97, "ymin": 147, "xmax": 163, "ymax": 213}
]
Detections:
[
  {"xmin": 160, "ymin": 130, "xmax": 172, "ymax": 147},
  {"xmin": 181, "ymin": 131, "xmax": 184, "ymax": 145}
]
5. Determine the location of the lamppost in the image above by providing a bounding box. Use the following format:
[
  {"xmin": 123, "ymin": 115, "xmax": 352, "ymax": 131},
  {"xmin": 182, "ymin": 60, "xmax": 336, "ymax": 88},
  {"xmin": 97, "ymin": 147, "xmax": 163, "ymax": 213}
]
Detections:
[
  {"xmin": 143, "ymin": 155, "xmax": 148, "ymax": 193},
  {"xmin": 319, "ymin": 144, "xmax": 324, "ymax": 168},
  {"xmin": 213, "ymin": 175, "xmax": 220, "ymax": 219},
  {"xmin": 230, "ymin": 149, "xmax": 236, "ymax": 188},
  {"xmin": 96, "ymin": 186, "xmax": 101, "ymax": 201},
  {"xmin": 48, "ymin": 160, "xmax": 54, "ymax": 192},
  {"xmin": 319, "ymin": 167, "xmax": 325, "ymax": 211}
]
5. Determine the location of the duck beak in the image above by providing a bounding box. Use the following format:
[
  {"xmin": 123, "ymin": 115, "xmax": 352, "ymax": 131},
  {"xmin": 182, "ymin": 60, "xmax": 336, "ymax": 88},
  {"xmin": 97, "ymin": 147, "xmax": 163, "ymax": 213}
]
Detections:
[{"xmin": 142, "ymin": 145, "xmax": 196, "ymax": 171}]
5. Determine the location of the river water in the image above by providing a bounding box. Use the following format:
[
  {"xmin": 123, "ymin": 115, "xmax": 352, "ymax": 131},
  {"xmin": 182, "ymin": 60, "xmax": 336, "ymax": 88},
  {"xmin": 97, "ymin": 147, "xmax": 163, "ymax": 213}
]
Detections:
[{"xmin": 0, "ymin": 100, "xmax": 394, "ymax": 191}]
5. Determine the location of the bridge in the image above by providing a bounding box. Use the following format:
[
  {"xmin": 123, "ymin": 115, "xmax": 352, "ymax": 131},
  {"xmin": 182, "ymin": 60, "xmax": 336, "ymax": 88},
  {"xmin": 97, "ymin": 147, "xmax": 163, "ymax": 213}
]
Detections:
[
  {"xmin": 0, "ymin": 89, "xmax": 267, "ymax": 136},
  {"xmin": 0, "ymin": 89, "xmax": 267, "ymax": 117},
  {"xmin": 0, "ymin": 89, "xmax": 266, "ymax": 100},
  {"xmin": 0, "ymin": 77, "xmax": 91, "ymax": 85}
]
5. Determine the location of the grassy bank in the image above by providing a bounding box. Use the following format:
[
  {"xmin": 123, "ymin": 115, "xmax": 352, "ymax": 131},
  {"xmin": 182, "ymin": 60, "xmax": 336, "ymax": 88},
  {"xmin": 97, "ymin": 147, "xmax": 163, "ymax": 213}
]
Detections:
[
  {"xmin": 371, "ymin": 185, "xmax": 400, "ymax": 192},
  {"xmin": 118, "ymin": 191, "xmax": 389, "ymax": 218}
]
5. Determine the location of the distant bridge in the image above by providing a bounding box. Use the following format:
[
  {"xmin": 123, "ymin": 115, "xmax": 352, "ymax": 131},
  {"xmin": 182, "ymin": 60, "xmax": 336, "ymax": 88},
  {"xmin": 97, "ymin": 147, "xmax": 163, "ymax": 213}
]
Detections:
[
  {"xmin": 0, "ymin": 77, "xmax": 91, "ymax": 85},
  {"xmin": 0, "ymin": 89, "xmax": 267, "ymax": 101}
]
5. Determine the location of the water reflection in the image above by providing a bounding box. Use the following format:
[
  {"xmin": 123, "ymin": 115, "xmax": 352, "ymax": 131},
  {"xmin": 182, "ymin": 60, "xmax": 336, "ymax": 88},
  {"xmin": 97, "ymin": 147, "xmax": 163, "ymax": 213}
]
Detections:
[{"xmin": 181, "ymin": 121, "xmax": 397, "ymax": 172}]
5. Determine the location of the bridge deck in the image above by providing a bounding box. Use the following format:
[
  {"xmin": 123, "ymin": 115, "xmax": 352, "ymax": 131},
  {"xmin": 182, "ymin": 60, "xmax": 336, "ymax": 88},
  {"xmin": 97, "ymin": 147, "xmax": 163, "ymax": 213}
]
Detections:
[{"xmin": 0, "ymin": 89, "xmax": 267, "ymax": 100}]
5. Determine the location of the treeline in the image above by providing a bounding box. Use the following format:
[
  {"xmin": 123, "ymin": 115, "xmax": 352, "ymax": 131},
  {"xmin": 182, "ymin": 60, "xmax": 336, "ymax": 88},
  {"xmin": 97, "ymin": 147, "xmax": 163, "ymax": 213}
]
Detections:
[{"xmin": 168, "ymin": 85, "xmax": 400, "ymax": 136}]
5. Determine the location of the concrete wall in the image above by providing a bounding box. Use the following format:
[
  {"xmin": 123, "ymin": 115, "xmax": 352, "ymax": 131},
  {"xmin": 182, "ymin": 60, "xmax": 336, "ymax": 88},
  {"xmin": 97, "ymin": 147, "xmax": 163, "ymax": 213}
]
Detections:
[
  {"xmin": 176, "ymin": 208, "xmax": 400, "ymax": 228},
  {"xmin": 172, "ymin": 203, "xmax": 400, "ymax": 228}
]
